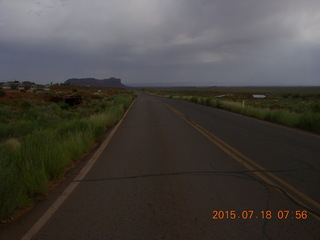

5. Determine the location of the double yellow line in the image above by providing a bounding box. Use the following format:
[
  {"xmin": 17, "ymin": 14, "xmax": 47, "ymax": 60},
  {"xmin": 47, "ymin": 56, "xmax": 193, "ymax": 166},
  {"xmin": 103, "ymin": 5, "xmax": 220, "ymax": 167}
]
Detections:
[{"xmin": 165, "ymin": 103, "xmax": 320, "ymax": 221}]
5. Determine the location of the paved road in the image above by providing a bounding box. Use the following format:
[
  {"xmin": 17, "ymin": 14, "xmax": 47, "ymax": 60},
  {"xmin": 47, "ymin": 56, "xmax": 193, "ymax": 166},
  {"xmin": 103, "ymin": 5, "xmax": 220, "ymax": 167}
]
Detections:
[{"xmin": 1, "ymin": 92, "xmax": 320, "ymax": 239}]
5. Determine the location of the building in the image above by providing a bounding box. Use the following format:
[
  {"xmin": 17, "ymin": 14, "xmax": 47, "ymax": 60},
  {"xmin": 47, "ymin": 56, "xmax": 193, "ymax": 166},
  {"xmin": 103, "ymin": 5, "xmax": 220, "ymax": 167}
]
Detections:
[
  {"xmin": 18, "ymin": 83, "xmax": 25, "ymax": 90},
  {"xmin": 1, "ymin": 83, "xmax": 11, "ymax": 89},
  {"xmin": 0, "ymin": 81, "xmax": 51, "ymax": 91}
]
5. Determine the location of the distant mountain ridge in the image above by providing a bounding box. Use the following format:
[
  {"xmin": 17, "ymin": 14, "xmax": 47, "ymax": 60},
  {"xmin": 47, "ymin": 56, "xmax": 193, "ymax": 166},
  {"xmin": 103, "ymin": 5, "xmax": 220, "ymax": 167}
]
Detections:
[{"xmin": 65, "ymin": 78, "xmax": 126, "ymax": 88}]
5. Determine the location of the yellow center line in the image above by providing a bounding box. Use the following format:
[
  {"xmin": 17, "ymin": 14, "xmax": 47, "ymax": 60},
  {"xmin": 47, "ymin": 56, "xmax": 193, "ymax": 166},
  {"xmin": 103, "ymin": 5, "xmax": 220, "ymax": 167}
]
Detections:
[{"xmin": 165, "ymin": 103, "xmax": 320, "ymax": 221}]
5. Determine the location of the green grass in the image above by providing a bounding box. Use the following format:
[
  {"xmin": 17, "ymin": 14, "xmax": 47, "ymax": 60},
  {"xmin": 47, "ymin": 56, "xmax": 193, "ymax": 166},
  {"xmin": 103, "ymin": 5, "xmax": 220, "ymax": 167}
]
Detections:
[{"xmin": 0, "ymin": 91, "xmax": 135, "ymax": 222}]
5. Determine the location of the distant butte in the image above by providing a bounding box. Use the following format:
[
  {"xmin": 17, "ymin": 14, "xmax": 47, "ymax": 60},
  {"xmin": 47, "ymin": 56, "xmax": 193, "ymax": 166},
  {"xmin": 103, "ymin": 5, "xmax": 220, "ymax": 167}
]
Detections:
[{"xmin": 64, "ymin": 78, "xmax": 126, "ymax": 88}]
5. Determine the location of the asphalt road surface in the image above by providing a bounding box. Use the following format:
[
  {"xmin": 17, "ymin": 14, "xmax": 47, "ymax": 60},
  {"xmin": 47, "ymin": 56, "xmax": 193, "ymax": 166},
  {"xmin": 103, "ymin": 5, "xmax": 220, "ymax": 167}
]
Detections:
[{"xmin": 1, "ymin": 92, "xmax": 320, "ymax": 239}]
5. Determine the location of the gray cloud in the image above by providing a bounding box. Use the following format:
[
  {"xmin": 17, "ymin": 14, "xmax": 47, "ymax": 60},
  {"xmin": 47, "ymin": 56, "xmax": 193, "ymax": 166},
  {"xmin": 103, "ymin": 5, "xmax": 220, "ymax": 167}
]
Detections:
[{"xmin": 1, "ymin": 0, "xmax": 320, "ymax": 86}]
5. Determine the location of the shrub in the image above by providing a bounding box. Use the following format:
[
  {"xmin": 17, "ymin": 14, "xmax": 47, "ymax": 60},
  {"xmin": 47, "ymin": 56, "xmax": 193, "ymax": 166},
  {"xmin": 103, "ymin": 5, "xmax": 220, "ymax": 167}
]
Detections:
[
  {"xmin": 0, "ymin": 90, "xmax": 6, "ymax": 98},
  {"xmin": 310, "ymin": 101, "xmax": 320, "ymax": 113},
  {"xmin": 264, "ymin": 110, "xmax": 298, "ymax": 127},
  {"xmin": 20, "ymin": 100, "xmax": 33, "ymax": 109},
  {"xmin": 0, "ymin": 149, "xmax": 29, "ymax": 221},
  {"xmin": 91, "ymin": 94, "xmax": 103, "ymax": 100},
  {"xmin": 58, "ymin": 102, "xmax": 70, "ymax": 110},
  {"xmin": 112, "ymin": 94, "xmax": 133, "ymax": 109},
  {"xmin": 0, "ymin": 106, "xmax": 11, "ymax": 121},
  {"xmin": 297, "ymin": 112, "xmax": 320, "ymax": 132},
  {"xmin": 205, "ymin": 98, "xmax": 212, "ymax": 106},
  {"xmin": 191, "ymin": 96, "xmax": 198, "ymax": 103},
  {"xmin": 215, "ymin": 99, "xmax": 222, "ymax": 108}
]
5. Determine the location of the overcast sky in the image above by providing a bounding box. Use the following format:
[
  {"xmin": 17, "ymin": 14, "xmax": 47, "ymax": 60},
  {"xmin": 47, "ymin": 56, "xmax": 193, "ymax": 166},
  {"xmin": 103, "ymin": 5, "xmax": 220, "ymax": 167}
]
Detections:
[{"xmin": 1, "ymin": 0, "xmax": 320, "ymax": 86}]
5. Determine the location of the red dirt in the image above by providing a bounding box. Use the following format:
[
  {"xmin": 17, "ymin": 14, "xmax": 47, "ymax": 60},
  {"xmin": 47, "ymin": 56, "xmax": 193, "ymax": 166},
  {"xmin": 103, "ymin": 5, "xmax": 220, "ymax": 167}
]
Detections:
[
  {"xmin": 269, "ymin": 105, "xmax": 290, "ymax": 110},
  {"xmin": 0, "ymin": 86, "xmax": 130, "ymax": 105}
]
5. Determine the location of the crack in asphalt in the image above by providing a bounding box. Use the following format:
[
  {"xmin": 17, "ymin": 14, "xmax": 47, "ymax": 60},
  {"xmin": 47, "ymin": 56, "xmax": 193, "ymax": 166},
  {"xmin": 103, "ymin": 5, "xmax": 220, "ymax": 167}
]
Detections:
[
  {"xmin": 74, "ymin": 168, "xmax": 313, "ymax": 183},
  {"xmin": 238, "ymin": 172, "xmax": 320, "ymax": 219},
  {"xmin": 75, "ymin": 169, "xmax": 320, "ymax": 217},
  {"xmin": 73, "ymin": 169, "xmax": 320, "ymax": 239},
  {"xmin": 238, "ymin": 172, "xmax": 274, "ymax": 240},
  {"xmin": 252, "ymin": 179, "xmax": 272, "ymax": 240}
]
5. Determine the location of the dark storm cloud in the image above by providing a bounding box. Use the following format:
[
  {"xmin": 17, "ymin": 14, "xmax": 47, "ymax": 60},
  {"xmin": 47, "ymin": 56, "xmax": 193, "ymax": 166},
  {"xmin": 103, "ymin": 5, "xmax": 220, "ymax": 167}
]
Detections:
[{"xmin": 0, "ymin": 0, "xmax": 320, "ymax": 85}]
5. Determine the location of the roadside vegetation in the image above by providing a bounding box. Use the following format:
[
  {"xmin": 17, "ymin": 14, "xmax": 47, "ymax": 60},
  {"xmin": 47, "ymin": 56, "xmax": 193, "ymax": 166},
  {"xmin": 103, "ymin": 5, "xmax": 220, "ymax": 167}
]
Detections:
[
  {"xmin": 146, "ymin": 87, "xmax": 320, "ymax": 133},
  {"xmin": 0, "ymin": 85, "xmax": 135, "ymax": 222}
]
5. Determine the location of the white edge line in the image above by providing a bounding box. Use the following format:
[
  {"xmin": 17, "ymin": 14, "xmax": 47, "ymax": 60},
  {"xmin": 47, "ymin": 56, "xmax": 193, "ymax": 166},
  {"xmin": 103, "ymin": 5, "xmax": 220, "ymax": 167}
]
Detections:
[{"xmin": 21, "ymin": 98, "xmax": 137, "ymax": 240}]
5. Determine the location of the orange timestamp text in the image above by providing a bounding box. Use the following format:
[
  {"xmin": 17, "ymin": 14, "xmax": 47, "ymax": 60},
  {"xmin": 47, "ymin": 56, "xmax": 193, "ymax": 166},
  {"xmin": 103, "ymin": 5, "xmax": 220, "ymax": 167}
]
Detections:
[{"xmin": 212, "ymin": 210, "xmax": 308, "ymax": 220}]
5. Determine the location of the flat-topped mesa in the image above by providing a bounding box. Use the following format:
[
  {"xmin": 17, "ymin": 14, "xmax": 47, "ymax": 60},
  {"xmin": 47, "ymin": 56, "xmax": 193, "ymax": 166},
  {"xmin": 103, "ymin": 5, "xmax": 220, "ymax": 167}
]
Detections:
[{"xmin": 64, "ymin": 77, "xmax": 126, "ymax": 88}]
